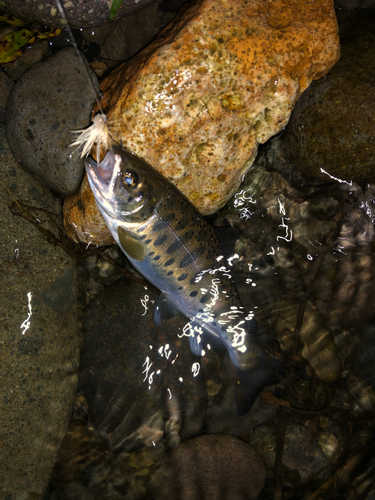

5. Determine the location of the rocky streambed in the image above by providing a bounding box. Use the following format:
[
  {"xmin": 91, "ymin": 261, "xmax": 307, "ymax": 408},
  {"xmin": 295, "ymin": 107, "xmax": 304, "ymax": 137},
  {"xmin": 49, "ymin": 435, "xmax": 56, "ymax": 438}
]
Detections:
[{"xmin": 1, "ymin": 2, "xmax": 375, "ymax": 500}]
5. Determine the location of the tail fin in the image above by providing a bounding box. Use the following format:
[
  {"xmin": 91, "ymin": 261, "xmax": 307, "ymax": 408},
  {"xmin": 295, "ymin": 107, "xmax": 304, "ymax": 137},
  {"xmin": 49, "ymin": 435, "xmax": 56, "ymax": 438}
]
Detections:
[{"xmin": 234, "ymin": 356, "xmax": 283, "ymax": 416}]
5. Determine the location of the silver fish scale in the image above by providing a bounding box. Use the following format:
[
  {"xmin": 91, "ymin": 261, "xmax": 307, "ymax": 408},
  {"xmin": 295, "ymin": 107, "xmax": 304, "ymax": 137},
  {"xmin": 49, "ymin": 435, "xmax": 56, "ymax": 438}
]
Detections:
[
  {"xmin": 85, "ymin": 146, "xmax": 275, "ymax": 407},
  {"xmin": 131, "ymin": 186, "xmax": 257, "ymax": 366}
]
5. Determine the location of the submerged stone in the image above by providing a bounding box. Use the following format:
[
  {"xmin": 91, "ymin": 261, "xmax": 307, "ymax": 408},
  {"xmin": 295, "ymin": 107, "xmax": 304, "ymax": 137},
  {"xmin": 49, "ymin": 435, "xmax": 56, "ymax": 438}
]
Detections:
[
  {"xmin": 282, "ymin": 10, "xmax": 375, "ymax": 183},
  {"xmin": 82, "ymin": 277, "xmax": 207, "ymax": 451},
  {"xmin": 149, "ymin": 433, "xmax": 267, "ymax": 500}
]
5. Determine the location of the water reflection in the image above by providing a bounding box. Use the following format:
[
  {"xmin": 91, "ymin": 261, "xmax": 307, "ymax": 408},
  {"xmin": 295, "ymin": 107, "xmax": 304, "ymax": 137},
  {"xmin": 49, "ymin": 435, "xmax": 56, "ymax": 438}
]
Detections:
[
  {"xmin": 42, "ymin": 137, "xmax": 375, "ymax": 499},
  {"xmin": 20, "ymin": 291, "xmax": 33, "ymax": 335}
]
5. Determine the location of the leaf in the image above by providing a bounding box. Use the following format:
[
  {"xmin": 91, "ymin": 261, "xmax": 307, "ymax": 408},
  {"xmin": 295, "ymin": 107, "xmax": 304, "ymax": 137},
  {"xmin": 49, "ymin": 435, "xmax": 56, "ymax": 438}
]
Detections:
[
  {"xmin": 0, "ymin": 29, "xmax": 34, "ymax": 63},
  {"xmin": 0, "ymin": 15, "xmax": 29, "ymax": 27},
  {"xmin": 37, "ymin": 28, "xmax": 61, "ymax": 40},
  {"xmin": 109, "ymin": 0, "xmax": 124, "ymax": 21},
  {"xmin": 0, "ymin": 27, "xmax": 61, "ymax": 64}
]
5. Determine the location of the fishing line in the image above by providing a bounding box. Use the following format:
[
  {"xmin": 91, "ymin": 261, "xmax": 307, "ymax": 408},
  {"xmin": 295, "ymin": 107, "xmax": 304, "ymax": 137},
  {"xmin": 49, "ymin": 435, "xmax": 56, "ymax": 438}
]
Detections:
[
  {"xmin": 54, "ymin": 0, "xmax": 104, "ymax": 116},
  {"xmin": 54, "ymin": 0, "xmax": 112, "ymax": 159}
]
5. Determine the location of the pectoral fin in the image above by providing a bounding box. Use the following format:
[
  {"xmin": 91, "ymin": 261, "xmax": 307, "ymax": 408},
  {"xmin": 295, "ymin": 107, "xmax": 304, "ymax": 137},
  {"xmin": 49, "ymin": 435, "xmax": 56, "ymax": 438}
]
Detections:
[
  {"xmin": 118, "ymin": 226, "xmax": 145, "ymax": 261},
  {"xmin": 154, "ymin": 292, "xmax": 179, "ymax": 325},
  {"xmin": 188, "ymin": 326, "xmax": 206, "ymax": 356}
]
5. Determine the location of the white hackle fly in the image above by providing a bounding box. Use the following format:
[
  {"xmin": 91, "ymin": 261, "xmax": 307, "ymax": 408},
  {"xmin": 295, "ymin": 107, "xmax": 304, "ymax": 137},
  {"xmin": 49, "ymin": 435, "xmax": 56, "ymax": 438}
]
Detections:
[{"xmin": 70, "ymin": 113, "xmax": 112, "ymax": 160}]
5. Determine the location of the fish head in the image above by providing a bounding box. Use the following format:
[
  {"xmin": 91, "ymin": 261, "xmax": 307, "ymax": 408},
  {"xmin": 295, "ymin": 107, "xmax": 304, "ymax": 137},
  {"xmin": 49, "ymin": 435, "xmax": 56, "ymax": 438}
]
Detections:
[{"xmin": 85, "ymin": 145, "xmax": 163, "ymax": 224}]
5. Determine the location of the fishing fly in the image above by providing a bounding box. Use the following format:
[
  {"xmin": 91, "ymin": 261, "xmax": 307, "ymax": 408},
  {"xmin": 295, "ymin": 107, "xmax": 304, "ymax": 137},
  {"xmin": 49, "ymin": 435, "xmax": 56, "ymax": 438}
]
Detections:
[{"xmin": 71, "ymin": 113, "xmax": 112, "ymax": 161}]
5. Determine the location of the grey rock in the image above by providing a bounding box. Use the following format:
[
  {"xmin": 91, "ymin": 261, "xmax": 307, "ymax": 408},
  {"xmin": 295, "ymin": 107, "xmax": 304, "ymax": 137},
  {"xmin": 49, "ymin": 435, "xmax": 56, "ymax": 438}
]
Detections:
[
  {"xmin": 3, "ymin": 39, "xmax": 51, "ymax": 81},
  {"xmin": 6, "ymin": 47, "xmax": 99, "ymax": 196},
  {"xmin": 81, "ymin": 2, "xmax": 175, "ymax": 70},
  {"xmin": 0, "ymin": 124, "xmax": 80, "ymax": 499},
  {"xmin": 251, "ymin": 423, "xmax": 331, "ymax": 485},
  {"xmin": 148, "ymin": 433, "xmax": 266, "ymax": 500},
  {"xmin": 0, "ymin": 69, "xmax": 13, "ymax": 122},
  {"xmin": 0, "ymin": 0, "xmax": 156, "ymax": 29},
  {"xmin": 282, "ymin": 10, "xmax": 375, "ymax": 183}
]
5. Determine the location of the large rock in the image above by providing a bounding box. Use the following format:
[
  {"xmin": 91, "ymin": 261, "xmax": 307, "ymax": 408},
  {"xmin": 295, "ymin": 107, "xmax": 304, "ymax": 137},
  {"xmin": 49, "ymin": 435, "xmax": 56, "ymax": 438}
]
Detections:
[
  {"xmin": 149, "ymin": 434, "xmax": 267, "ymax": 500},
  {"xmin": 250, "ymin": 424, "xmax": 330, "ymax": 484},
  {"xmin": 0, "ymin": 0, "xmax": 156, "ymax": 29},
  {"xmin": 80, "ymin": 1, "xmax": 177, "ymax": 72},
  {"xmin": 0, "ymin": 124, "xmax": 80, "ymax": 499},
  {"xmin": 63, "ymin": 173, "xmax": 114, "ymax": 246},
  {"xmin": 282, "ymin": 10, "xmax": 375, "ymax": 183},
  {"xmin": 97, "ymin": 0, "xmax": 339, "ymax": 215},
  {"xmin": 6, "ymin": 47, "xmax": 99, "ymax": 196}
]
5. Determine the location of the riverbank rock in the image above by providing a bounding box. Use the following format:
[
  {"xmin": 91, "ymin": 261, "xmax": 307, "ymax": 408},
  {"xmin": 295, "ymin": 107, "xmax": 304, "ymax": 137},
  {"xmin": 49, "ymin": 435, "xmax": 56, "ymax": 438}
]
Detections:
[
  {"xmin": 6, "ymin": 47, "xmax": 99, "ymax": 196},
  {"xmin": 0, "ymin": 124, "xmax": 80, "ymax": 500},
  {"xmin": 97, "ymin": 0, "xmax": 339, "ymax": 215},
  {"xmin": 0, "ymin": 0, "xmax": 155, "ymax": 29},
  {"xmin": 282, "ymin": 10, "xmax": 375, "ymax": 183}
]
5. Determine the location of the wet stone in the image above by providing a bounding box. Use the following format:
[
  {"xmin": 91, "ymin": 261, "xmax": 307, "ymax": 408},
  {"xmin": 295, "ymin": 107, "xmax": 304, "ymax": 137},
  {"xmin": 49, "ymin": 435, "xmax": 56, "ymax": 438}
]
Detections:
[
  {"xmin": 148, "ymin": 434, "xmax": 267, "ymax": 500},
  {"xmin": 282, "ymin": 10, "xmax": 375, "ymax": 183},
  {"xmin": 250, "ymin": 423, "xmax": 331, "ymax": 485},
  {"xmin": 81, "ymin": 277, "xmax": 207, "ymax": 452},
  {"xmin": 6, "ymin": 47, "xmax": 99, "ymax": 196},
  {"xmin": 2, "ymin": 39, "xmax": 51, "ymax": 81},
  {"xmin": 0, "ymin": 123, "xmax": 80, "ymax": 499},
  {"xmin": 81, "ymin": 2, "xmax": 176, "ymax": 73},
  {"xmin": 97, "ymin": 0, "xmax": 339, "ymax": 215},
  {"xmin": 0, "ymin": 0, "xmax": 156, "ymax": 29},
  {"xmin": 204, "ymin": 354, "xmax": 278, "ymax": 438},
  {"xmin": 63, "ymin": 173, "xmax": 115, "ymax": 246}
]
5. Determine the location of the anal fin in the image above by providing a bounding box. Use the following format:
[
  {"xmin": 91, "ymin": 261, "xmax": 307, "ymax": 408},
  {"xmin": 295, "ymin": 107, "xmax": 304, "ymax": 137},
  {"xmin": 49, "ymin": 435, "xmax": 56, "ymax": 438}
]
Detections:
[{"xmin": 154, "ymin": 292, "xmax": 179, "ymax": 326}]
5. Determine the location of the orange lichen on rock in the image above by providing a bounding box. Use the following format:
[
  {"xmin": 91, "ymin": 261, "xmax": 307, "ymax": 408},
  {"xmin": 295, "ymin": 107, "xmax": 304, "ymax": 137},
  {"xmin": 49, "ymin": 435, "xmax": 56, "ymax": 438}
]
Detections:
[
  {"xmin": 94, "ymin": 0, "xmax": 339, "ymax": 215},
  {"xmin": 63, "ymin": 174, "xmax": 114, "ymax": 246}
]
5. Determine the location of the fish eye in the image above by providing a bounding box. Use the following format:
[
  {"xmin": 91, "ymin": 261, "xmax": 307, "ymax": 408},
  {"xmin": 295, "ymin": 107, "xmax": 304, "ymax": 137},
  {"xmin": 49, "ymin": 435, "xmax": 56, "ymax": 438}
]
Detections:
[{"xmin": 123, "ymin": 170, "xmax": 138, "ymax": 187}]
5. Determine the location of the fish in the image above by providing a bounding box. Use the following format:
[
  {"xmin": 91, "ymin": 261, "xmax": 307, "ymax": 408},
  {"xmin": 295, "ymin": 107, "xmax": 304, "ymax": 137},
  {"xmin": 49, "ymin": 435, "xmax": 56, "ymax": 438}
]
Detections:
[{"xmin": 85, "ymin": 143, "xmax": 281, "ymax": 415}]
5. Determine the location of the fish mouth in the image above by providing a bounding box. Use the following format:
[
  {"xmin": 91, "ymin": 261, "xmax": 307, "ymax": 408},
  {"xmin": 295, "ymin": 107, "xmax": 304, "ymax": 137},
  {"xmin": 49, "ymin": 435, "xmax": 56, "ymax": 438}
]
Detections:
[{"xmin": 85, "ymin": 149, "xmax": 122, "ymax": 215}]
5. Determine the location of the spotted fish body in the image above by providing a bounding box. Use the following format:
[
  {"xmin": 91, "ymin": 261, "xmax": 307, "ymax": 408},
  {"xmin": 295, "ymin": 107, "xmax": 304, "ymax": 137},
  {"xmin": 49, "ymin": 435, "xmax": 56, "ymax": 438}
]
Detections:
[{"xmin": 85, "ymin": 145, "xmax": 280, "ymax": 414}]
